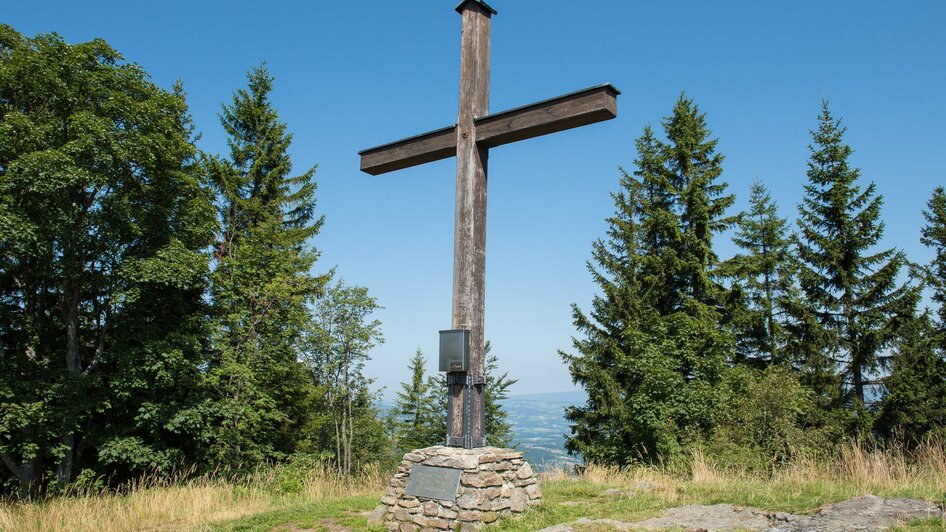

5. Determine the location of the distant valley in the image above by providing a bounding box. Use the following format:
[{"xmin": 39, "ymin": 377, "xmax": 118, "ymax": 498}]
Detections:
[
  {"xmin": 500, "ymin": 390, "xmax": 585, "ymax": 471},
  {"xmin": 380, "ymin": 390, "xmax": 585, "ymax": 470}
]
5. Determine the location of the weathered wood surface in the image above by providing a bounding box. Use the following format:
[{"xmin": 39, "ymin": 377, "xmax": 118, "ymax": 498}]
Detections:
[
  {"xmin": 450, "ymin": 0, "xmax": 491, "ymax": 445},
  {"xmin": 475, "ymin": 84, "xmax": 619, "ymax": 147},
  {"xmin": 358, "ymin": 84, "xmax": 618, "ymax": 176},
  {"xmin": 359, "ymin": 125, "xmax": 457, "ymax": 176}
]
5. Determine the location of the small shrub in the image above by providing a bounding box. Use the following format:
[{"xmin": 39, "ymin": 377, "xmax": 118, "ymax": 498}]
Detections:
[{"xmin": 703, "ymin": 365, "xmax": 831, "ymax": 471}]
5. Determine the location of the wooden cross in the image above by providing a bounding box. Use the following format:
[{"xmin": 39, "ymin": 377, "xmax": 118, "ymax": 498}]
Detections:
[{"xmin": 359, "ymin": 0, "xmax": 619, "ymax": 449}]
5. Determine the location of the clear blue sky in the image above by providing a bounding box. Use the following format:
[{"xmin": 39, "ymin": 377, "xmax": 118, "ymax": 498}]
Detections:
[{"xmin": 5, "ymin": 0, "xmax": 945, "ymax": 397}]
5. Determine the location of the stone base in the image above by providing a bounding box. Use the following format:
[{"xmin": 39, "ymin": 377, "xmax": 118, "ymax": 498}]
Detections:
[{"xmin": 368, "ymin": 445, "xmax": 542, "ymax": 531}]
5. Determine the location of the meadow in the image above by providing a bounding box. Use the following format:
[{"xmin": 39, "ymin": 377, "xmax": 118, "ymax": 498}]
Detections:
[{"xmin": 2, "ymin": 443, "xmax": 944, "ymax": 531}]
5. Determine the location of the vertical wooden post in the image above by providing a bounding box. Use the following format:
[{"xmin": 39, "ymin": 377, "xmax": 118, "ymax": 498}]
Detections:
[{"xmin": 448, "ymin": 1, "xmax": 491, "ymax": 448}]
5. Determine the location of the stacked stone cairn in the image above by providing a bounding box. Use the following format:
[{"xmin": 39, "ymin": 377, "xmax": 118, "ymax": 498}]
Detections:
[{"xmin": 368, "ymin": 445, "xmax": 542, "ymax": 531}]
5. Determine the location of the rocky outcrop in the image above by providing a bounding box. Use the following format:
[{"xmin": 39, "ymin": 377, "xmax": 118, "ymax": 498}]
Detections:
[{"xmin": 537, "ymin": 494, "xmax": 943, "ymax": 532}]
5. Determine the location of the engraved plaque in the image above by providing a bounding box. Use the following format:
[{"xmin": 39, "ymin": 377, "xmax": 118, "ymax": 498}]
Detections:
[{"xmin": 404, "ymin": 465, "xmax": 462, "ymax": 501}]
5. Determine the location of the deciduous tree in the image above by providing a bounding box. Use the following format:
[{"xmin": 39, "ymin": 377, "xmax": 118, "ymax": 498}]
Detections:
[
  {"xmin": 304, "ymin": 279, "xmax": 383, "ymax": 475},
  {"xmin": 0, "ymin": 26, "xmax": 214, "ymax": 495}
]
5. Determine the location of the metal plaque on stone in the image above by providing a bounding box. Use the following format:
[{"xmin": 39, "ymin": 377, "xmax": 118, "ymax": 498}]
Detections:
[{"xmin": 404, "ymin": 465, "xmax": 462, "ymax": 501}]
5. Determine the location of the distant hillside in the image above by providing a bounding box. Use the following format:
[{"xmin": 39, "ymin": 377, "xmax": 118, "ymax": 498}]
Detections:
[
  {"xmin": 501, "ymin": 390, "xmax": 586, "ymax": 471},
  {"xmin": 380, "ymin": 390, "xmax": 586, "ymax": 470}
]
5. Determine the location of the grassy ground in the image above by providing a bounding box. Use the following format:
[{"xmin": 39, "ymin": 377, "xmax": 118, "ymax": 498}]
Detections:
[{"xmin": 1, "ymin": 444, "xmax": 944, "ymax": 531}]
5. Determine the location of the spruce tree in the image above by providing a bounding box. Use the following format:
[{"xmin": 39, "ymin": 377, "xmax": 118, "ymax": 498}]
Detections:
[
  {"xmin": 875, "ymin": 187, "xmax": 946, "ymax": 444},
  {"xmin": 484, "ymin": 342, "xmax": 517, "ymax": 448},
  {"xmin": 921, "ymin": 187, "xmax": 946, "ymax": 334},
  {"xmin": 562, "ymin": 166, "xmax": 663, "ymax": 463},
  {"xmin": 202, "ymin": 64, "xmax": 327, "ymax": 467},
  {"xmin": 657, "ymin": 95, "xmax": 736, "ymax": 446},
  {"xmin": 562, "ymin": 95, "xmax": 736, "ymax": 464},
  {"xmin": 874, "ymin": 312, "xmax": 946, "ymax": 443},
  {"xmin": 663, "ymin": 94, "xmax": 738, "ymax": 307},
  {"xmin": 794, "ymin": 102, "xmax": 918, "ymax": 408},
  {"xmin": 393, "ymin": 349, "xmax": 441, "ymax": 452},
  {"xmin": 722, "ymin": 181, "xmax": 797, "ymax": 364}
]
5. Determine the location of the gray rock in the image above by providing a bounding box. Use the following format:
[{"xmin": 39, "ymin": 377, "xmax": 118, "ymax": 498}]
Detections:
[
  {"xmin": 367, "ymin": 504, "xmax": 388, "ymax": 526},
  {"xmin": 537, "ymin": 494, "xmax": 944, "ymax": 532}
]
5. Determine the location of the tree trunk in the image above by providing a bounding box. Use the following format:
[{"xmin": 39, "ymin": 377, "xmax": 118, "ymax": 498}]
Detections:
[
  {"xmin": 59, "ymin": 281, "xmax": 81, "ymax": 485},
  {"xmin": 2, "ymin": 451, "xmax": 39, "ymax": 499},
  {"xmin": 845, "ymin": 295, "xmax": 864, "ymax": 404},
  {"xmin": 763, "ymin": 269, "xmax": 776, "ymax": 362},
  {"xmin": 56, "ymin": 433, "xmax": 75, "ymax": 484},
  {"xmin": 334, "ymin": 412, "xmax": 342, "ymax": 475},
  {"xmin": 345, "ymin": 394, "xmax": 355, "ymax": 474}
]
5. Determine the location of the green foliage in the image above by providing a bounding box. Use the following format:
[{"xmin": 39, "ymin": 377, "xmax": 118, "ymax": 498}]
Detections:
[
  {"xmin": 721, "ymin": 181, "xmax": 798, "ymax": 365},
  {"xmin": 302, "ymin": 279, "xmax": 385, "ymax": 474},
  {"xmin": 199, "ymin": 64, "xmax": 327, "ymax": 469},
  {"xmin": 390, "ymin": 341, "xmax": 517, "ymax": 452},
  {"xmin": 0, "ymin": 25, "xmax": 214, "ymax": 495},
  {"xmin": 793, "ymin": 101, "xmax": 918, "ymax": 409},
  {"xmin": 484, "ymin": 342, "xmax": 518, "ymax": 448},
  {"xmin": 391, "ymin": 349, "xmax": 441, "ymax": 453},
  {"xmin": 921, "ymin": 187, "xmax": 946, "ymax": 335},
  {"xmin": 663, "ymin": 94, "xmax": 738, "ymax": 306},
  {"xmin": 875, "ymin": 189, "xmax": 946, "ymax": 443},
  {"xmin": 707, "ymin": 365, "xmax": 825, "ymax": 469},
  {"xmin": 563, "ymin": 94, "xmax": 736, "ymax": 465},
  {"xmin": 875, "ymin": 312, "xmax": 946, "ymax": 444}
]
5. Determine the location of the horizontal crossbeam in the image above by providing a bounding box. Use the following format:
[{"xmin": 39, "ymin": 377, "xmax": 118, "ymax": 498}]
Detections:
[
  {"xmin": 358, "ymin": 84, "xmax": 620, "ymax": 176},
  {"xmin": 475, "ymin": 84, "xmax": 619, "ymax": 148},
  {"xmin": 359, "ymin": 125, "xmax": 458, "ymax": 176}
]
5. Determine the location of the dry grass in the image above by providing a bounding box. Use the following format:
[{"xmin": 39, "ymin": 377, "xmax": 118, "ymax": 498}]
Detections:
[
  {"xmin": 2, "ymin": 443, "xmax": 944, "ymax": 531},
  {"xmin": 688, "ymin": 441, "xmax": 946, "ymax": 500},
  {"xmin": 0, "ymin": 463, "xmax": 385, "ymax": 532},
  {"xmin": 537, "ymin": 440, "xmax": 946, "ymax": 516}
]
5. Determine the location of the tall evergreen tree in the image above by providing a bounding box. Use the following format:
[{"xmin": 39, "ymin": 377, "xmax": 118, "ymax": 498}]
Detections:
[
  {"xmin": 562, "ymin": 95, "xmax": 736, "ymax": 464},
  {"xmin": 392, "ymin": 349, "xmax": 441, "ymax": 452},
  {"xmin": 722, "ymin": 181, "xmax": 797, "ymax": 364},
  {"xmin": 876, "ymin": 187, "xmax": 946, "ymax": 444},
  {"xmin": 663, "ymin": 94, "xmax": 738, "ymax": 307},
  {"xmin": 0, "ymin": 26, "xmax": 214, "ymax": 495},
  {"xmin": 201, "ymin": 64, "xmax": 326, "ymax": 467},
  {"xmin": 794, "ymin": 102, "xmax": 918, "ymax": 407},
  {"xmin": 921, "ymin": 186, "xmax": 946, "ymax": 334},
  {"xmin": 874, "ymin": 312, "xmax": 946, "ymax": 443}
]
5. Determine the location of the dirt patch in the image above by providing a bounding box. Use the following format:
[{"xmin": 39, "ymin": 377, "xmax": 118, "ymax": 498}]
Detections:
[
  {"xmin": 539, "ymin": 494, "xmax": 944, "ymax": 531},
  {"xmin": 270, "ymin": 518, "xmax": 353, "ymax": 532}
]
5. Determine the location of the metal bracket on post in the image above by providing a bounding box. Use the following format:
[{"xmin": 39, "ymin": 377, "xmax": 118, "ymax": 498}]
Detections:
[{"xmin": 445, "ymin": 374, "xmax": 486, "ymax": 448}]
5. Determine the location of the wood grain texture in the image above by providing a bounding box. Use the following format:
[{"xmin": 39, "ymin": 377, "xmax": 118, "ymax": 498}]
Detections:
[
  {"xmin": 359, "ymin": 125, "xmax": 457, "ymax": 176},
  {"xmin": 475, "ymin": 84, "xmax": 618, "ymax": 148},
  {"xmin": 357, "ymin": 85, "xmax": 618, "ymax": 177},
  {"xmin": 449, "ymin": 0, "xmax": 491, "ymax": 445}
]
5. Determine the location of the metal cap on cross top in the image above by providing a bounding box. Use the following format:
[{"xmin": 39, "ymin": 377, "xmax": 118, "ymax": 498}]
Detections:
[
  {"xmin": 455, "ymin": 0, "xmax": 498, "ymax": 15},
  {"xmin": 358, "ymin": 1, "xmax": 619, "ymax": 449}
]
